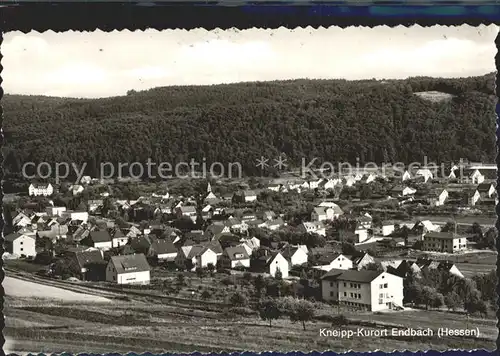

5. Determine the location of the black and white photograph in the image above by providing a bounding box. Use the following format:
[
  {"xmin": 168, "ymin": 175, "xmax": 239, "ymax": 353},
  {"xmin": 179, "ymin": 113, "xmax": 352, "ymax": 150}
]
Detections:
[{"xmin": 2, "ymin": 25, "xmax": 498, "ymax": 353}]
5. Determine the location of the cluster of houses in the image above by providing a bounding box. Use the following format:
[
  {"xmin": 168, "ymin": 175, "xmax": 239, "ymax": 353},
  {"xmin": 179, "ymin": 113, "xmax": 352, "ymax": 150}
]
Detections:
[
  {"xmin": 6, "ymin": 163, "xmax": 495, "ymax": 312},
  {"xmin": 317, "ymin": 251, "xmax": 466, "ymax": 312}
]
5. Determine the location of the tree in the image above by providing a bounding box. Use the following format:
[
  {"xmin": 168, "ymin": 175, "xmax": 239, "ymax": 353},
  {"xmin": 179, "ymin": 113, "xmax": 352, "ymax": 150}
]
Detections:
[
  {"xmin": 176, "ymin": 273, "xmax": 186, "ymax": 286},
  {"xmin": 431, "ymin": 292, "xmax": 444, "ymax": 309},
  {"xmin": 196, "ymin": 267, "xmax": 206, "ymax": 281},
  {"xmin": 444, "ymin": 291, "xmax": 462, "ymax": 311},
  {"xmin": 229, "ymin": 291, "xmax": 248, "ymax": 307},
  {"xmin": 275, "ymin": 269, "xmax": 283, "ymax": 281},
  {"xmin": 253, "ymin": 274, "xmax": 266, "ymax": 296},
  {"xmin": 289, "ymin": 299, "xmax": 315, "ymax": 331},
  {"xmin": 341, "ymin": 242, "xmax": 357, "ymax": 256},
  {"xmin": 184, "ymin": 259, "xmax": 194, "ymax": 271},
  {"xmin": 473, "ymin": 270, "xmax": 497, "ymax": 302},
  {"xmin": 258, "ymin": 298, "xmax": 282, "ymax": 327},
  {"xmin": 207, "ymin": 263, "xmax": 216, "ymax": 275},
  {"xmin": 201, "ymin": 290, "xmax": 211, "ymax": 300}
]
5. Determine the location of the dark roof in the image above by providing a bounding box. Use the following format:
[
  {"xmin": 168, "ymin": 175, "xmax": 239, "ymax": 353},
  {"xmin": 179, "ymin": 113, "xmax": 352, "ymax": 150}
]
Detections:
[
  {"xmin": 224, "ymin": 246, "xmax": 250, "ymax": 261},
  {"xmin": 477, "ymin": 183, "xmax": 494, "ymax": 192},
  {"xmin": 151, "ymin": 239, "xmax": 177, "ymax": 255},
  {"xmin": 321, "ymin": 268, "xmax": 382, "ymax": 283},
  {"xmin": 424, "ymin": 232, "xmax": 459, "ymax": 240},
  {"xmin": 89, "ymin": 230, "xmax": 112, "ymax": 243},
  {"xmin": 75, "ymin": 250, "xmax": 104, "ymax": 269},
  {"xmin": 109, "ymin": 254, "xmax": 150, "ymax": 274},
  {"xmin": 108, "ymin": 227, "xmax": 125, "ymax": 239},
  {"xmin": 4, "ymin": 232, "xmax": 30, "ymax": 242}
]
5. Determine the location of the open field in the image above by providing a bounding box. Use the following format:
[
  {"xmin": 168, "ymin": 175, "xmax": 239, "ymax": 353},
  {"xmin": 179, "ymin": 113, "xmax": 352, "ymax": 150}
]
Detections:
[{"xmin": 4, "ymin": 275, "xmax": 496, "ymax": 354}]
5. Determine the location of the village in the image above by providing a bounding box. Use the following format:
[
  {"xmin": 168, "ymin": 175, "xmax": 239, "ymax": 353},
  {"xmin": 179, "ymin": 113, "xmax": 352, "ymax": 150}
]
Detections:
[
  {"xmin": 3, "ymin": 161, "xmax": 498, "ymax": 352},
  {"xmin": 4, "ymin": 160, "xmax": 497, "ymax": 313}
]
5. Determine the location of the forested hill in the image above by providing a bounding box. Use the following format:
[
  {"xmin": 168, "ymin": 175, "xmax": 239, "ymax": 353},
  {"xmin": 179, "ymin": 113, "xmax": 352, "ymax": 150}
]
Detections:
[{"xmin": 3, "ymin": 73, "xmax": 496, "ymax": 177}]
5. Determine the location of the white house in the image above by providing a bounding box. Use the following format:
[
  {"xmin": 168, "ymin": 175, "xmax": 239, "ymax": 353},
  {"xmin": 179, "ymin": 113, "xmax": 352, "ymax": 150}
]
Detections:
[
  {"xmin": 468, "ymin": 190, "xmax": 481, "ymax": 206},
  {"xmin": 343, "ymin": 175, "xmax": 356, "ymax": 187},
  {"xmin": 402, "ymin": 187, "xmax": 417, "ymax": 196},
  {"xmin": 106, "ymin": 254, "xmax": 151, "ymax": 285},
  {"xmin": 239, "ymin": 237, "xmax": 260, "ymax": 255},
  {"xmin": 415, "ymin": 168, "xmax": 434, "ymax": 183},
  {"xmin": 221, "ymin": 246, "xmax": 251, "ymax": 269},
  {"xmin": 311, "ymin": 205, "xmax": 343, "ymax": 222},
  {"xmin": 477, "ymin": 183, "xmax": 496, "ymax": 199},
  {"xmin": 176, "ymin": 245, "xmax": 218, "ymax": 271},
  {"xmin": 363, "ymin": 173, "xmax": 377, "ymax": 184},
  {"xmin": 299, "ymin": 221, "xmax": 326, "ymax": 236},
  {"xmin": 321, "ymin": 269, "xmax": 404, "ymax": 311},
  {"xmin": 354, "ymin": 225, "xmax": 369, "ymax": 243},
  {"xmin": 281, "ymin": 244, "xmax": 308, "ymax": 266},
  {"xmin": 69, "ymin": 184, "xmax": 85, "ymax": 196},
  {"xmin": 176, "ymin": 206, "xmax": 198, "ymax": 223},
  {"xmin": 469, "ymin": 169, "xmax": 485, "ymax": 185},
  {"xmin": 29, "ymin": 183, "xmax": 54, "ymax": 197},
  {"xmin": 150, "ymin": 239, "xmax": 178, "ymax": 261},
  {"xmin": 4, "ymin": 232, "xmax": 36, "ymax": 257},
  {"xmin": 266, "ymin": 252, "xmax": 289, "ymax": 278},
  {"xmin": 46, "ymin": 206, "xmax": 67, "ymax": 217},
  {"xmin": 313, "ymin": 254, "xmax": 353, "ymax": 271},
  {"xmin": 83, "ymin": 230, "xmax": 113, "ymax": 251},
  {"xmin": 62, "ymin": 210, "xmax": 89, "ymax": 223},
  {"xmin": 375, "ymin": 222, "xmax": 395, "ymax": 237},
  {"xmin": 12, "ymin": 212, "xmax": 32, "ymax": 228},
  {"xmin": 352, "ymin": 253, "xmax": 376, "ymax": 270},
  {"xmin": 401, "ymin": 170, "xmax": 412, "ymax": 182}
]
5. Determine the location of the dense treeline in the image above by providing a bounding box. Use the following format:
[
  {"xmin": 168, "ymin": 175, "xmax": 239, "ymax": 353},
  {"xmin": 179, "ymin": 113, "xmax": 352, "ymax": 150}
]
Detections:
[{"xmin": 3, "ymin": 74, "xmax": 496, "ymax": 177}]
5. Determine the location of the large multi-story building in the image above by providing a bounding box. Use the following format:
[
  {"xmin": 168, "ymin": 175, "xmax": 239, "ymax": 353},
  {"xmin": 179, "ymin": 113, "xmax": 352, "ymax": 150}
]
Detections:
[
  {"xmin": 422, "ymin": 232, "xmax": 467, "ymax": 253},
  {"xmin": 321, "ymin": 269, "xmax": 404, "ymax": 312}
]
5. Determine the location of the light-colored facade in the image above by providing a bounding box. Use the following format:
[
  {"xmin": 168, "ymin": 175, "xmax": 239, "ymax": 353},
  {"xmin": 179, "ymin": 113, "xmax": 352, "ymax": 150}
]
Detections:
[
  {"xmin": 423, "ymin": 232, "xmax": 467, "ymax": 253},
  {"xmin": 46, "ymin": 206, "xmax": 67, "ymax": 217},
  {"xmin": 375, "ymin": 224, "xmax": 395, "ymax": 237},
  {"xmin": 314, "ymin": 254, "xmax": 353, "ymax": 272},
  {"xmin": 29, "ymin": 183, "xmax": 54, "ymax": 196},
  {"xmin": 268, "ymin": 252, "xmax": 289, "ymax": 278},
  {"xmin": 106, "ymin": 254, "xmax": 150, "ymax": 285},
  {"xmin": 5, "ymin": 233, "xmax": 36, "ymax": 257},
  {"xmin": 321, "ymin": 270, "xmax": 404, "ymax": 311}
]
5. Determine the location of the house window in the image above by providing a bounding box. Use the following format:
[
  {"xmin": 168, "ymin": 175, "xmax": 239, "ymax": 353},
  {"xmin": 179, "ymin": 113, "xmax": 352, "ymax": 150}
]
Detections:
[
  {"xmin": 344, "ymin": 292, "xmax": 347, "ymax": 297},
  {"xmin": 113, "ymin": 276, "xmax": 116, "ymax": 281},
  {"xmin": 339, "ymin": 264, "xmax": 342, "ymax": 268},
  {"xmin": 330, "ymin": 291, "xmax": 334, "ymax": 297},
  {"xmin": 384, "ymin": 283, "xmax": 388, "ymax": 288},
  {"xmin": 330, "ymin": 282, "xmax": 333, "ymax": 287},
  {"xmin": 380, "ymin": 284, "xmax": 383, "ymax": 289},
  {"xmin": 20, "ymin": 242, "xmax": 23, "ymax": 245},
  {"xmin": 344, "ymin": 283, "xmax": 346, "ymax": 287},
  {"xmin": 20, "ymin": 248, "xmax": 24, "ymax": 252}
]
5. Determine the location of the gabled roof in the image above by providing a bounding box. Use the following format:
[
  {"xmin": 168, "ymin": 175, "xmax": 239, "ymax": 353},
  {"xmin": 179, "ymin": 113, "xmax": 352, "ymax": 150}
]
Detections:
[
  {"xmin": 5, "ymin": 232, "xmax": 35, "ymax": 242},
  {"xmin": 321, "ymin": 268, "xmax": 382, "ymax": 283},
  {"xmin": 110, "ymin": 254, "xmax": 150, "ymax": 274},
  {"xmin": 424, "ymin": 231, "xmax": 459, "ymax": 240},
  {"xmin": 74, "ymin": 250, "xmax": 104, "ymax": 269},
  {"xmin": 89, "ymin": 230, "xmax": 112, "ymax": 243},
  {"xmin": 151, "ymin": 239, "xmax": 177, "ymax": 255},
  {"xmin": 224, "ymin": 246, "xmax": 250, "ymax": 261}
]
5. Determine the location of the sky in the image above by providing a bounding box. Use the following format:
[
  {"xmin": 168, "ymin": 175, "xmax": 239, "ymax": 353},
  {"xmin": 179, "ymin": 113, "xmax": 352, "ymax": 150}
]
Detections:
[{"xmin": 3, "ymin": 25, "xmax": 498, "ymax": 98}]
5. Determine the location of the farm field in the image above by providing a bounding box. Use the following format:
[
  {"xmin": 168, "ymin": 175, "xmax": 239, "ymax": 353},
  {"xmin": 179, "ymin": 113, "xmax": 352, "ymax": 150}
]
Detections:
[{"xmin": 4, "ymin": 275, "xmax": 496, "ymax": 354}]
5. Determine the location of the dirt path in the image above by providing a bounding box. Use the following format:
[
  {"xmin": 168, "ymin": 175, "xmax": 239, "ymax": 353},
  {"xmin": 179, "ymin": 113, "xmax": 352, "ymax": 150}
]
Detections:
[{"xmin": 4, "ymin": 276, "xmax": 111, "ymax": 302}]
